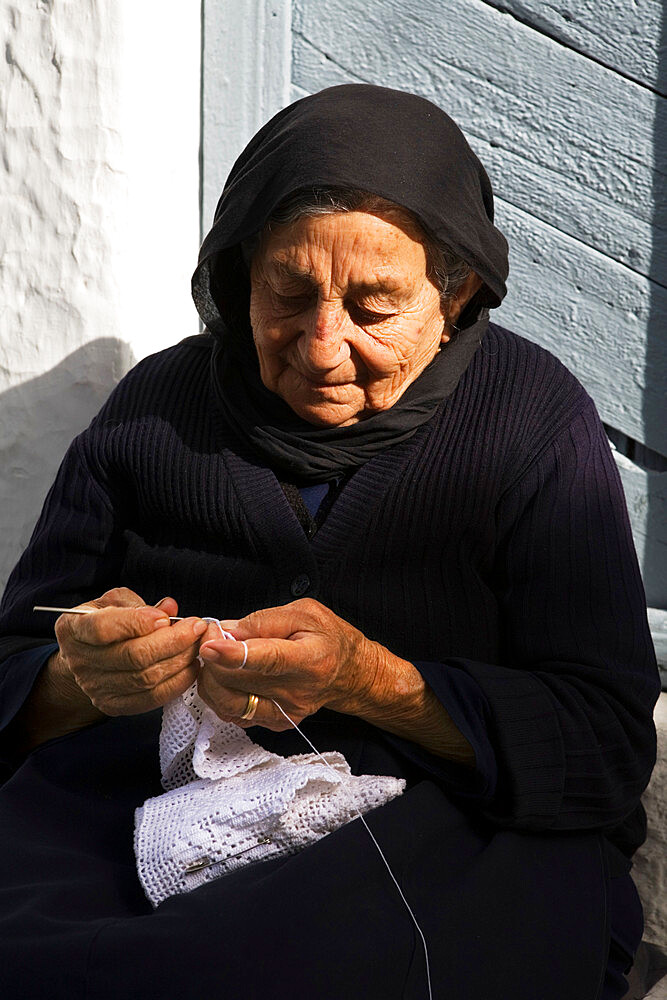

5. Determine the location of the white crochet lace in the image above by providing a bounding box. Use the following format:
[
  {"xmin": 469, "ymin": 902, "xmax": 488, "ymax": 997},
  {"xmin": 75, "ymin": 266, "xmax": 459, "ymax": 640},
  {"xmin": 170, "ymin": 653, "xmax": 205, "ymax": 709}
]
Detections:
[{"xmin": 134, "ymin": 684, "xmax": 405, "ymax": 907}]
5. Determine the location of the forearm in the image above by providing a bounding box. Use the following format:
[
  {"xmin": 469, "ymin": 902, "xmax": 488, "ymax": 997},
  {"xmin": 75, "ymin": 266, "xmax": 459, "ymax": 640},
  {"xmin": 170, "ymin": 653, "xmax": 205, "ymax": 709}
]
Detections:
[
  {"xmin": 343, "ymin": 639, "xmax": 476, "ymax": 766},
  {"xmin": 201, "ymin": 602, "xmax": 478, "ymax": 765},
  {"xmin": 10, "ymin": 652, "xmax": 106, "ymax": 754}
]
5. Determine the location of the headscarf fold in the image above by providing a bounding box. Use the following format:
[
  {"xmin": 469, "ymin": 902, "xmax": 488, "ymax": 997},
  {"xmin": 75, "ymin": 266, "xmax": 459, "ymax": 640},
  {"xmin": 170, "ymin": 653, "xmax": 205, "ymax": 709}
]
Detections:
[{"xmin": 191, "ymin": 84, "xmax": 509, "ymax": 481}]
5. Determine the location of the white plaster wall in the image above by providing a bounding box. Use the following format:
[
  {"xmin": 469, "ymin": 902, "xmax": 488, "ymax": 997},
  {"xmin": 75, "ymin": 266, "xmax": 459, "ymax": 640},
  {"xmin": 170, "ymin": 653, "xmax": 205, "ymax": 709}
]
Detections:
[{"xmin": 0, "ymin": 2, "xmax": 201, "ymax": 589}]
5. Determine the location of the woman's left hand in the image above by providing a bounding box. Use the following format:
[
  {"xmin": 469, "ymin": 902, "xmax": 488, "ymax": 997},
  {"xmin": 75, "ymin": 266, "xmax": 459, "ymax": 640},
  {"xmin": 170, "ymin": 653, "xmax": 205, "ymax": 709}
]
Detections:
[{"xmin": 197, "ymin": 599, "xmax": 381, "ymax": 730}]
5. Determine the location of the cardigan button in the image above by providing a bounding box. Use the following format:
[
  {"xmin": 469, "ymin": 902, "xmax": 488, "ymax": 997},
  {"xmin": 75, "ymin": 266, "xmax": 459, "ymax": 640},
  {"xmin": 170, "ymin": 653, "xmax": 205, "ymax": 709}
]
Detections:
[{"xmin": 290, "ymin": 574, "xmax": 311, "ymax": 597}]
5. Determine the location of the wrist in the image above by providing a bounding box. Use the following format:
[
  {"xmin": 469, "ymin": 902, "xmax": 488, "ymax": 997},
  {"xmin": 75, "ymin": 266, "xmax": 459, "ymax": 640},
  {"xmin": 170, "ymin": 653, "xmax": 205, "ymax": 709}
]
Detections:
[
  {"xmin": 335, "ymin": 638, "xmax": 476, "ymax": 766},
  {"xmin": 330, "ymin": 633, "xmax": 422, "ymax": 720},
  {"xmin": 14, "ymin": 651, "xmax": 106, "ymax": 753},
  {"xmin": 354, "ymin": 638, "xmax": 427, "ymax": 721}
]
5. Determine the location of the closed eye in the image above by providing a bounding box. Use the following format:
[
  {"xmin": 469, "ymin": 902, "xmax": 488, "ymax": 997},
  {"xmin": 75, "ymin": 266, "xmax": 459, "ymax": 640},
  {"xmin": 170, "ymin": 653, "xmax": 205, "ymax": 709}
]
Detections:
[
  {"xmin": 271, "ymin": 291, "xmax": 314, "ymax": 313},
  {"xmin": 348, "ymin": 303, "xmax": 396, "ymax": 326}
]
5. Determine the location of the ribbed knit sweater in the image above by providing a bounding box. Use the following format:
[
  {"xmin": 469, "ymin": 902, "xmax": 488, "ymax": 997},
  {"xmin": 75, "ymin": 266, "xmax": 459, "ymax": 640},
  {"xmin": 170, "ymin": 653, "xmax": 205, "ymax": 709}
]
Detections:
[{"xmin": 0, "ymin": 324, "xmax": 659, "ymax": 854}]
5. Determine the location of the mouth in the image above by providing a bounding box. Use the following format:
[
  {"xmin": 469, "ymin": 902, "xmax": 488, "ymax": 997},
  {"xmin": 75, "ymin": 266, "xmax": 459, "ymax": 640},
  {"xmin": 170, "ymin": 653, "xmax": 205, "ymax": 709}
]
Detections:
[{"xmin": 293, "ymin": 370, "xmax": 360, "ymax": 388}]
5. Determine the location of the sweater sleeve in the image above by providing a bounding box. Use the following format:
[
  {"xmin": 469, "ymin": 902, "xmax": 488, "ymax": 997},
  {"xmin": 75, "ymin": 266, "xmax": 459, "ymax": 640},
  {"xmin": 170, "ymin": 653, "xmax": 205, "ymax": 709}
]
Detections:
[
  {"xmin": 0, "ymin": 421, "xmax": 124, "ymax": 731},
  {"xmin": 442, "ymin": 400, "xmax": 659, "ymax": 831}
]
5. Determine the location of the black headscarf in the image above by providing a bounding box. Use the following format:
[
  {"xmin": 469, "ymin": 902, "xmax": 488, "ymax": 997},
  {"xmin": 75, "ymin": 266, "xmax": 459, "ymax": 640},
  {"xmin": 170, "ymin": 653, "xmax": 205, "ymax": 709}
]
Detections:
[{"xmin": 192, "ymin": 84, "xmax": 509, "ymax": 481}]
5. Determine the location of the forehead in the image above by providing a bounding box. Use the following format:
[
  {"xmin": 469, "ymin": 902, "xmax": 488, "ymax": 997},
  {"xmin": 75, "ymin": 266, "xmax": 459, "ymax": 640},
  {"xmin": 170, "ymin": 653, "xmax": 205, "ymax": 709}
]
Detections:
[{"xmin": 256, "ymin": 210, "xmax": 428, "ymax": 283}]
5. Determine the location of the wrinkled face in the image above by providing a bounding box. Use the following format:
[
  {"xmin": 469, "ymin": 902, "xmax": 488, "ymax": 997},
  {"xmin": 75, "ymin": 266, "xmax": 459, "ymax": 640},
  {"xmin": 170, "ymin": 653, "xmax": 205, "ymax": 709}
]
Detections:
[{"xmin": 249, "ymin": 210, "xmax": 473, "ymax": 427}]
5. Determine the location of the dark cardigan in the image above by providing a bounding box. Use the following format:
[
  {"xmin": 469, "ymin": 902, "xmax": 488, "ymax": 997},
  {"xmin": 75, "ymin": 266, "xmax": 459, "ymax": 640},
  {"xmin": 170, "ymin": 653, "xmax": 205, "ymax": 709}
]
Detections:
[{"xmin": 0, "ymin": 324, "xmax": 659, "ymax": 999}]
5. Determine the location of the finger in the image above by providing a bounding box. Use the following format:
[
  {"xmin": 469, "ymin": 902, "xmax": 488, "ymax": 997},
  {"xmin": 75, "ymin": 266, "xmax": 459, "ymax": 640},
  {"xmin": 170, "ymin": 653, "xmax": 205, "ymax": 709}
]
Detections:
[
  {"xmin": 87, "ymin": 590, "xmax": 179, "ymax": 617},
  {"xmin": 198, "ymin": 634, "xmax": 319, "ymax": 723},
  {"xmin": 197, "ymin": 641, "xmax": 312, "ymax": 713},
  {"xmin": 149, "ymin": 659, "xmax": 199, "ymax": 705},
  {"xmin": 65, "ymin": 605, "xmax": 183, "ymax": 647},
  {"xmin": 198, "ymin": 620, "xmax": 235, "ymax": 649},
  {"xmin": 92, "ymin": 617, "xmax": 207, "ymax": 672},
  {"xmin": 95, "ymin": 642, "xmax": 202, "ymax": 693},
  {"xmin": 55, "ymin": 590, "xmax": 151, "ymax": 647},
  {"xmin": 197, "ymin": 683, "xmax": 298, "ymax": 732},
  {"xmin": 199, "ymin": 635, "xmax": 299, "ymax": 678},
  {"xmin": 226, "ymin": 599, "xmax": 325, "ymax": 641},
  {"xmin": 198, "ymin": 635, "xmax": 330, "ymax": 720},
  {"xmin": 94, "ymin": 660, "xmax": 200, "ymax": 716},
  {"xmin": 155, "ymin": 596, "xmax": 179, "ymax": 617},
  {"xmin": 91, "ymin": 587, "xmax": 148, "ymax": 610},
  {"xmin": 196, "ymin": 679, "xmax": 251, "ymax": 719}
]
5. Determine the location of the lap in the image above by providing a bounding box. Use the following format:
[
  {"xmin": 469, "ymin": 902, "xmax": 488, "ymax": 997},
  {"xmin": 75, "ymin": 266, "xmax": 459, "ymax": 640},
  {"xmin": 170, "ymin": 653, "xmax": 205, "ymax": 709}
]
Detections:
[{"xmin": 0, "ymin": 714, "xmax": 613, "ymax": 1000}]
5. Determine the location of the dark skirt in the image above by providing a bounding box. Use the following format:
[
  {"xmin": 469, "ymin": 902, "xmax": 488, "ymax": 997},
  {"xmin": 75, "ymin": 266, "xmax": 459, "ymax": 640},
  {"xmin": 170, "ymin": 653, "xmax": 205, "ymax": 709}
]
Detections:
[{"xmin": 0, "ymin": 712, "xmax": 629, "ymax": 1000}]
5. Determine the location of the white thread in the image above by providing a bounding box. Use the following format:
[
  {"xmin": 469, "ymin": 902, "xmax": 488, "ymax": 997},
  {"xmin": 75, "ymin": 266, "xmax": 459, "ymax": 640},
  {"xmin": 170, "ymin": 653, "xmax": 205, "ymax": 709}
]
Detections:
[
  {"xmin": 201, "ymin": 618, "xmax": 248, "ymax": 668},
  {"xmin": 202, "ymin": 616, "xmax": 234, "ymax": 636},
  {"xmin": 202, "ymin": 617, "xmax": 433, "ymax": 1000}
]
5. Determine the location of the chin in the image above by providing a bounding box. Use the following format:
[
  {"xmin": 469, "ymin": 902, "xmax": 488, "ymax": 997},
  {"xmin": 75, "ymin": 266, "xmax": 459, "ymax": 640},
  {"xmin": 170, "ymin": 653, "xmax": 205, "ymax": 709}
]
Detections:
[{"xmin": 284, "ymin": 396, "xmax": 362, "ymax": 427}]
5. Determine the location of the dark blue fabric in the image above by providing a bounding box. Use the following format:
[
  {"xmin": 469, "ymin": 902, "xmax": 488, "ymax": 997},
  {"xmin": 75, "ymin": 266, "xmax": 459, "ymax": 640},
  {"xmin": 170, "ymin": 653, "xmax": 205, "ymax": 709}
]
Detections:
[
  {"xmin": 294, "ymin": 486, "xmax": 499, "ymax": 798},
  {"xmin": 601, "ymin": 874, "xmax": 644, "ymax": 1000},
  {"xmin": 1, "ymin": 328, "xmax": 658, "ymax": 847},
  {"xmin": 0, "ymin": 644, "xmax": 56, "ymax": 770},
  {"xmin": 298, "ymin": 481, "xmax": 330, "ymax": 518},
  {"xmin": 0, "ymin": 326, "xmax": 660, "ymax": 997},
  {"xmin": 0, "ymin": 644, "xmax": 56, "ymax": 731},
  {"xmin": 396, "ymin": 659, "xmax": 498, "ymax": 798},
  {"xmin": 0, "ymin": 714, "xmax": 610, "ymax": 1000}
]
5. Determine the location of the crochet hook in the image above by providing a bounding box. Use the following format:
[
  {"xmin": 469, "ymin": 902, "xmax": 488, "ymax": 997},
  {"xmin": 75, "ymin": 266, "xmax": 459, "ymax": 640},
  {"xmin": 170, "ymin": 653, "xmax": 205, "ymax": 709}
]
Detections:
[{"xmin": 33, "ymin": 605, "xmax": 185, "ymax": 621}]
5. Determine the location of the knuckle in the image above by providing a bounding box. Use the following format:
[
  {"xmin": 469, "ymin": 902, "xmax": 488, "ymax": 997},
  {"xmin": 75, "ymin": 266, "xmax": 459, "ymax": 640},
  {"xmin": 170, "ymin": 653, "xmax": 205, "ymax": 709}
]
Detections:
[
  {"xmin": 293, "ymin": 598, "xmax": 327, "ymax": 626},
  {"xmin": 54, "ymin": 617, "xmax": 72, "ymax": 645},
  {"xmin": 142, "ymin": 656, "xmax": 190, "ymax": 692},
  {"xmin": 99, "ymin": 613, "xmax": 137, "ymax": 646},
  {"xmin": 97, "ymin": 608, "xmax": 152, "ymax": 645},
  {"xmin": 122, "ymin": 641, "xmax": 152, "ymax": 672},
  {"xmin": 66, "ymin": 652, "xmax": 87, "ymax": 678},
  {"xmin": 99, "ymin": 587, "xmax": 144, "ymax": 608},
  {"xmin": 115, "ymin": 613, "xmax": 146, "ymax": 642},
  {"xmin": 243, "ymin": 609, "xmax": 265, "ymax": 633},
  {"xmin": 90, "ymin": 617, "xmax": 116, "ymax": 645},
  {"xmin": 137, "ymin": 662, "xmax": 166, "ymax": 689},
  {"xmin": 294, "ymin": 597, "xmax": 319, "ymax": 615},
  {"xmin": 263, "ymin": 641, "xmax": 286, "ymax": 675}
]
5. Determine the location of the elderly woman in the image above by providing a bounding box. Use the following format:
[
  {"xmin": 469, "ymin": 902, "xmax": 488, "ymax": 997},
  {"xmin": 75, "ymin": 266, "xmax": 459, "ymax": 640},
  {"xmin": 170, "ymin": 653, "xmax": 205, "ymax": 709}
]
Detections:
[{"xmin": 0, "ymin": 85, "xmax": 659, "ymax": 1000}]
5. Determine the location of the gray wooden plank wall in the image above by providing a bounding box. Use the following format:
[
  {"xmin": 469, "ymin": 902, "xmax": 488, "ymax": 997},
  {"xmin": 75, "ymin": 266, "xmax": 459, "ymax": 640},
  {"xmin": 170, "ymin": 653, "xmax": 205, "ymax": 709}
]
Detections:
[{"xmin": 201, "ymin": 0, "xmax": 665, "ymax": 605}]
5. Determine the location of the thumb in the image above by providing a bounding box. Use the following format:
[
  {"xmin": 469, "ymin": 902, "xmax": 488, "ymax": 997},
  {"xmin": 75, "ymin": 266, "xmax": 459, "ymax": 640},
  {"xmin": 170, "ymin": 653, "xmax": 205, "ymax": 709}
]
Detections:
[
  {"xmin": 230, "ymin": 600, "xmax": 322, "ymax": 641},
  {"xmin": 155, "ymin": 596, "xmax": 179, "ymax": 617}
]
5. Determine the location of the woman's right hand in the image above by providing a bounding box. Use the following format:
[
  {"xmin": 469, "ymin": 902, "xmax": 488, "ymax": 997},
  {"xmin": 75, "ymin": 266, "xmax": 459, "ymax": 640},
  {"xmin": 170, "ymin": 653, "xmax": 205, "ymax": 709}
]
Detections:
[
  {"xmin": 52, "ymin": 587, "xmax": 207, "ymax": 716},
  {"xmin": 17, "ymin": 588, "xmax": 207, "ymax": 750}
]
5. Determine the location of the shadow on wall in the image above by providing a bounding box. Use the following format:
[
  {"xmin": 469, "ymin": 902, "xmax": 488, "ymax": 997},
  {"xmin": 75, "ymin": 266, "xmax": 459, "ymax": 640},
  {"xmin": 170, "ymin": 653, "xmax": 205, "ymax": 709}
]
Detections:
[{"xmin": 0, "ymin": 338, "xmax": 137, "ymax": 592}]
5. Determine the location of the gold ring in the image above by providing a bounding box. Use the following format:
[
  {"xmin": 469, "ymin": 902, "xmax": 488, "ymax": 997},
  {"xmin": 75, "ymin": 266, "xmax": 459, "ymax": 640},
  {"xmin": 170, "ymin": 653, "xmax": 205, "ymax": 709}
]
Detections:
[{"xmin": 240, "ymin": 693, "xmax": 259, "ymax": 721}]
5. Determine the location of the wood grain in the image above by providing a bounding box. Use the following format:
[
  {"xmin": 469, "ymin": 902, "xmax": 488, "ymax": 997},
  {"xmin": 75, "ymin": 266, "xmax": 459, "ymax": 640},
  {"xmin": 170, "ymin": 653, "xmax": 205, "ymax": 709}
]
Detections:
[{"xmin": 484, "ymin": 0, "xmax": 664, "ymax": 93}]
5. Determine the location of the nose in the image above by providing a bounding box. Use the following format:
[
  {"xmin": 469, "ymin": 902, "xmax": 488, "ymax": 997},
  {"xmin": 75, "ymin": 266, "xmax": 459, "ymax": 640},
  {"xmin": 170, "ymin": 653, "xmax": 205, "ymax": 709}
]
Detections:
[{"xmin": 299, "ymin": 299, "xmax": 350, "ymax": 370}]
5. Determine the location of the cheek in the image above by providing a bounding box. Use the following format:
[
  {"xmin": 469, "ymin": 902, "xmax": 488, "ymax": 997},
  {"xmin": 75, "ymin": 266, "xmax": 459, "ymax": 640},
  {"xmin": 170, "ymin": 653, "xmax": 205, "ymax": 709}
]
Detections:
[
  {"xmin": 250, "ymin": 287, "xmax": 302, "ymax": 349},
  {"xmin": 365, "ymin": 314, "xmax": 440, "ymax": 369},
  {"xmin": 249, "ymin": 304, "xmax": 291, "ymax": 356}
]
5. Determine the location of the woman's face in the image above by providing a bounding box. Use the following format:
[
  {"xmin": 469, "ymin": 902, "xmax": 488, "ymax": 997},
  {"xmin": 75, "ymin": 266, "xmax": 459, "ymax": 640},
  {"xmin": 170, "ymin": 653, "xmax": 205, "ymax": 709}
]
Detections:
[{"xmin": 249, "ymin": 210, "xmax": 477, "ymax": 427}]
